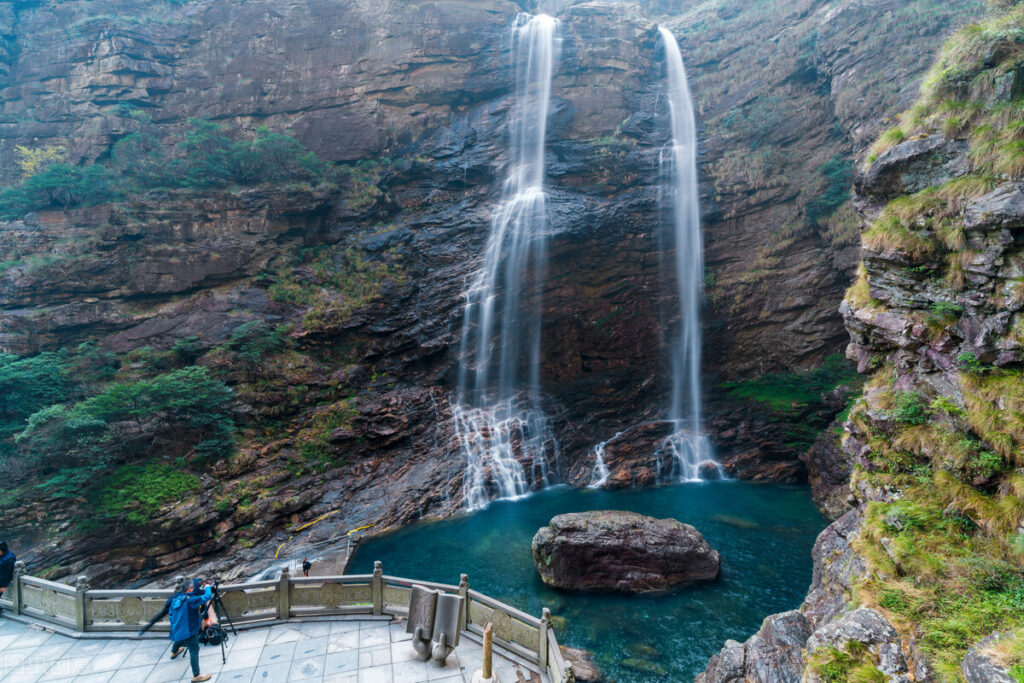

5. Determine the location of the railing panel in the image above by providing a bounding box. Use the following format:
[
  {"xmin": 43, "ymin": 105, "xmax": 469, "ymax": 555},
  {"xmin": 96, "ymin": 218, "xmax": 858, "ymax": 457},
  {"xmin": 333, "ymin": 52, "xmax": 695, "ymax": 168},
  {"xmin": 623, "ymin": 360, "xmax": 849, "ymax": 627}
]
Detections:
[
  {"xmin": 21, "ymin": 576, "xmax": 76, "ymax": 594},
  {"xmin": 381, "ymin": 576, "xmax": 458, "ymax": 593},
  {"xmin": 217, "ymin": 585, "xmax": 280, "ymax": 620},
  {"xmin": 548, "ymin": 629, "xmax": 566, "ymax": 673},
  {"xmin": 466, "ymin": 589, "xmax": 540, "ymax": 626},
  {"xmin": 382, "ymin": 584, "xmax": 411, "ymax": 615},
  {"xmin": 465, "ymin": 593, "xmax": 541, "ymax": 664},
  {"xmin": 20, "ymin": 582, "xmax": 75, "ymax": 626},
  {"xmin": 87, "ymin": 594, "xmax": 170, "ymax": 629}
]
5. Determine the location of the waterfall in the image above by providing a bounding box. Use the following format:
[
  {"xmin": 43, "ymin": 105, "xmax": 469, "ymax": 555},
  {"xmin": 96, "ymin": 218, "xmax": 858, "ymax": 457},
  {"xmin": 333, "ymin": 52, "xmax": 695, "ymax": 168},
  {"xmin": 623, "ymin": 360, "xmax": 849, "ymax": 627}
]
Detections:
[
  {"xmin": 454, "ymin": 14, "xmax": 559, "ymax": 511},
  {"xmin": 588, "ymin": 439, "xmax": 612, "ymax": 489},
  {"xmin": 658, "ymin": 26, "xmax": 719, "ymax": 481}
]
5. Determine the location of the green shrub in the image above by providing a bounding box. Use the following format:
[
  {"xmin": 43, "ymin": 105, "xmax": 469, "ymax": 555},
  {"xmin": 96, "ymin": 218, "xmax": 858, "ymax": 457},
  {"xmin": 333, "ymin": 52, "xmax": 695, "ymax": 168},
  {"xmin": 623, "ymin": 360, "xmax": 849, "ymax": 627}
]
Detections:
[
  {"xmin": 805, "ymin": 154, "xmax": 854, "ymax": 227},
  {"xmin": 957, "ymin": 351, "xmax": 986, "ymax": 373},
  {"xmin": 17, "ymin": 366, "xmax": 234, "ymax": 470},
  {"xmin": 229, "ymin": 126, "xmax": 323, "ymax": 184},
  {"xmin": 93, "ymin": 463, "xmax": 201, "ymax": 525},
  {"xmin": 890, "ymin": 391, "xmax": 931, "ymax": 425},
  {"xmin": 229, "ymin": 320, "xmax": 288, "ymax": 363},
  {"xmin": 0, "ymin": 164, "xmax": 121, "ymax": 218},
  {"xmin": 0, "ymin": 352, "xmax": 69, "ymax": 441},
  {"xmin": 720, "ymin": 354, "xmax": 860, "ymax": 416}
]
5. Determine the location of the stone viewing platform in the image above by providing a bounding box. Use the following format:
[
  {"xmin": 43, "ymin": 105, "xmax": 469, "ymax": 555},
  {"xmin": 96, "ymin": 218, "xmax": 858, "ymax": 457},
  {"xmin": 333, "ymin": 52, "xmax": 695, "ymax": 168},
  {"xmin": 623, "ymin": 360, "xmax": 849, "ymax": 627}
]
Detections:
[
  {"xmin": 0, "ymin": 561, "xmax": 568, "ymax": 683},
  {"xmin": 0, "ymin": 614, "xmax": 545, "ymax": 682}
]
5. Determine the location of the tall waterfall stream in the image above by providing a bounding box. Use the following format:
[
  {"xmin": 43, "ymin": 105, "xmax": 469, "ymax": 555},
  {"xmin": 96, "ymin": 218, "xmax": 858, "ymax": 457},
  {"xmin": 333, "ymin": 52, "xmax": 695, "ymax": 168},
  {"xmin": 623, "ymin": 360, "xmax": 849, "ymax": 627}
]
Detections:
[
  {"xmin": 454, "ymin": 14, "xmax": 560, "ymax": 511},
  {"xmin": 657, "ymin": 26, "xmax": 719, "ymax": 481}
]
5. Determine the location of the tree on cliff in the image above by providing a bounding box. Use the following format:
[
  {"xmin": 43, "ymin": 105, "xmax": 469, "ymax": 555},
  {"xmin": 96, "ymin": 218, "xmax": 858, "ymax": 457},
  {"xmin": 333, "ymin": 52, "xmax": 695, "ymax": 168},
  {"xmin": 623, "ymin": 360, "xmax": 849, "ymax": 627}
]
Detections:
[{"xmin": 16, "ymin": 366, "xmax": 235, "ymax": 472}]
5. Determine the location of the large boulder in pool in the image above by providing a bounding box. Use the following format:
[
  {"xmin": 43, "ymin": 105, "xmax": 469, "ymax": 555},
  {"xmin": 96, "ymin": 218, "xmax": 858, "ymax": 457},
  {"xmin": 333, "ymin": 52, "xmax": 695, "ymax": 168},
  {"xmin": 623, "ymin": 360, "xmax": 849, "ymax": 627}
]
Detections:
[{"xmin": 531, "ymin": 510, "xmax": 720, "ymax": 593}]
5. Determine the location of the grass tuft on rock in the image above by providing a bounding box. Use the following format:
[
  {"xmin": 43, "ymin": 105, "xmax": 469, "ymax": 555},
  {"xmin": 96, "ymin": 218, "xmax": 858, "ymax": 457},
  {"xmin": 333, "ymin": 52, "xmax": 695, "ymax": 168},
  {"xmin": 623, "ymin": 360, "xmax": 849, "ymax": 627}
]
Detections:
[{"xmin": 855, "ymin": 469, "xmax": 1024, "ymax": 678}]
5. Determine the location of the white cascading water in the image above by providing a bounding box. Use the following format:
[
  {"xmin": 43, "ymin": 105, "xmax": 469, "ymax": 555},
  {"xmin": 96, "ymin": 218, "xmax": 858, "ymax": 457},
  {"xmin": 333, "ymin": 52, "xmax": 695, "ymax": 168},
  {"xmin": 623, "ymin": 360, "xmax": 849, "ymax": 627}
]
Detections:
[
  {"xmin": 588, "ymin": 438, "xmax": 612, "ymax": 489},
  {"xmin": 658, "ymin": 26, "xmax": 719, "ymax": 481},
  {"xmin": 454, "ymin": 14, "xmax": 559, "ymax": 511}
]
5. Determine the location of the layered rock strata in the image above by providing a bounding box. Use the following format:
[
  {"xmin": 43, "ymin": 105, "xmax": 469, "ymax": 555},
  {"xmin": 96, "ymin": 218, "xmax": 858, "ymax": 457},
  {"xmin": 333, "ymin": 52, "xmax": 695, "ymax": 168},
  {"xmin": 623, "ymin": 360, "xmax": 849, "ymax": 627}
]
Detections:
[{"xmin": 0, "ymin": 0, "xmax": 986, "ymax": 582}]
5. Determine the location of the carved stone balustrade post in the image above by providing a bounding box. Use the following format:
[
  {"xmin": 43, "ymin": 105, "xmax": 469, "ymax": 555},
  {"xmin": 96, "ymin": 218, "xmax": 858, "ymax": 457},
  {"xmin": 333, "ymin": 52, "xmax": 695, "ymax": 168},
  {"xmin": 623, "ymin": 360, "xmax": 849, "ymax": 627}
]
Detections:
[
  {"xmin": 10, "ymin": 560, "xmax": 25, "ymax": 615},
  {"xmin": 372, "ymin": 561, "xmax": 383, "ymax": 615},
  {"xmin": 74, "ymin": 575, "xmax": 90, "ymax": 632},
  {"xmin": 538, "ymin": 607, "xmax": 551, "ymax": 667},
  {"xmin": 563, "ymin": 663, "xmax": 576, "ymax": 683},
  {"xmin": 278, "ymin": 566, "xmax": 291, "ymax": 620},
  {"xmin": 457, "ymin": 574, "xmax": 469, "ymax": 632}
]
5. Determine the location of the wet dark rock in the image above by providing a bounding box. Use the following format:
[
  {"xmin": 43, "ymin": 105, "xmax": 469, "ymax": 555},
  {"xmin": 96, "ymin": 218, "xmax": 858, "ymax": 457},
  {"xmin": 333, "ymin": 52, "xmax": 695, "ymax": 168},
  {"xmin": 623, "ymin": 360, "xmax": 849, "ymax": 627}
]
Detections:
[
  {"xmin": 531, "ymin": 510, "xmax": 720, "ymax": 593},
  {"xmin": 964, "ymin": 183, "xmax": 1024, "ymax": 230},
  {"xmin": 698, "ymin": 610, "xmax": 811, "ymax": 683},
  {"xmin": 856, "ymin": 135, "xmax": 970, "ymax": 202},
  {"xmin": 801, "ymin": 421, "xmax": 853, "ymax": 520}
]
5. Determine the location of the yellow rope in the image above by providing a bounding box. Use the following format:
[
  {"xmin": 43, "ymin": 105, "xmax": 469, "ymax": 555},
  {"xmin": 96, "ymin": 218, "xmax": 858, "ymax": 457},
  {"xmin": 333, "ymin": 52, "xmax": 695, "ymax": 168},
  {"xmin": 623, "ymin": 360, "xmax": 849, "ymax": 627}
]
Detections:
[{"xmin": 272, "ymin": 512, "xmax": 374, "ymax": 559}]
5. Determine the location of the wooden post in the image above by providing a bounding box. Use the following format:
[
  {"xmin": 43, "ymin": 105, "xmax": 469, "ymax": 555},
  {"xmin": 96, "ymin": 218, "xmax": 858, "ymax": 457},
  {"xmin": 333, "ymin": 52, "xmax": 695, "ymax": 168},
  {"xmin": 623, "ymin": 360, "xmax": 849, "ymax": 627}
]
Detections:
[
  {"xmin": 482, "ymin": 622, "xmax": 493, "ymax": 678},
  {"xmin": 457, "ymin": 573, "xmax": 469, "ymax": 632},
  {"xmin": 371, "ymin": 561, "xmax": 383, "ymax": 615},
  {"xmin": 539, "ymin": 607, "xmax": 552, "ymax": 667},
  {"xmin": 10, "ymin": 561, "xmax": 24, "ymax": 615},
  {"xmin": 278, "ymin": 566, "xmax": 291, "ymax": 620},
  {"xmin": 74, "ymin": 575, "xmax": 90, "ymax": 632}
]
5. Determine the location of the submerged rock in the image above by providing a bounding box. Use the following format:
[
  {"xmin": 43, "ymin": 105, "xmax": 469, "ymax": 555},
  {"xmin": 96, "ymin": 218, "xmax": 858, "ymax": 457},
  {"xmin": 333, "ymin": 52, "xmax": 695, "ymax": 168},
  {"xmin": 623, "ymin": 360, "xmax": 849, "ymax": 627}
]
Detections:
[
  {"xmin": 531, "ymin": 510, "xmax": 720, "ymax": 593},
  {"xmin": 559, "ymin": 646, "xmax": 602, "ymax": 682}
]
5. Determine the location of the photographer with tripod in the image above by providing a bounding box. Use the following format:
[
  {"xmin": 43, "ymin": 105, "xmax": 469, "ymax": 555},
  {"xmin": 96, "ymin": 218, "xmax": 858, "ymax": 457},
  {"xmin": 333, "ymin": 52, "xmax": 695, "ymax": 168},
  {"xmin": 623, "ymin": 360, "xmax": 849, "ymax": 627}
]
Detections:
[
  {"xmin": 141, "ymin": 578, "xmax": 213, "ymax": 682},
  {"xmin": 140, "ymin": 576, "xmax": 239, "ymax": 679}
]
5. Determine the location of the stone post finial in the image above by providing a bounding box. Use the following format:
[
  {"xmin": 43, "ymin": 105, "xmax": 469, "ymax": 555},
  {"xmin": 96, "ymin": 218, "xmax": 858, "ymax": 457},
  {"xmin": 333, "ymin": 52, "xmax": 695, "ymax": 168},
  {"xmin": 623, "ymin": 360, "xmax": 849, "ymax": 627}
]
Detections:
[
  {"xmin": 371, "ymin": 561, "xmax": 384, "ymax": 615},
  {"xmin": 563, "ymin": 663, "xmax": 576, "ymax": 683},
  {"xmin": 74, "ymin": 575, "xmax": 90, "ymax": 631},
  {"xmin": 173, "ymin": 574, "xmax": 185, "ymax": 591},
  {"xmin": 278, "ymin": 565, "xmax": 291, "ymax": 619},
  {"xmin": 457, "ymin": 573, "xmax": 469, "ymax": 632},
  {"xmin": 11, "ymin": 561, "xmax": 25, "ymax": 615},
  {"xmin": 537, "ymin": 606, "xmax": 552, "ymax": 666}
]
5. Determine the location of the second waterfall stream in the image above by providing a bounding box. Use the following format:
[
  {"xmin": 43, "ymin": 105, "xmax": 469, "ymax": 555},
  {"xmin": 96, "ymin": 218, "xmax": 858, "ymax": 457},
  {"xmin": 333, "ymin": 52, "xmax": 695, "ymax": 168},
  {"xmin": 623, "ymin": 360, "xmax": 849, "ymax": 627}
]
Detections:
[{"xmin": 658, "ymin": 25, "xmax": 719, "ymax": 481}]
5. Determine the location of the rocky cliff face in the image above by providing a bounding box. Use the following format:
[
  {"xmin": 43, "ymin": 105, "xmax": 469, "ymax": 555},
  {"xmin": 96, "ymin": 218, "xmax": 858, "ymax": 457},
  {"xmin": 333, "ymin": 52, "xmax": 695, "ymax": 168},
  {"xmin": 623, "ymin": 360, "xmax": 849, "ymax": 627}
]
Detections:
[
  {"xmin": 0, "ymin": 0, "xmax": 985, "ymax": 584},
  {"xmin": 700, "ymin": 5, "xmax": 1024, "ymax": 679}
]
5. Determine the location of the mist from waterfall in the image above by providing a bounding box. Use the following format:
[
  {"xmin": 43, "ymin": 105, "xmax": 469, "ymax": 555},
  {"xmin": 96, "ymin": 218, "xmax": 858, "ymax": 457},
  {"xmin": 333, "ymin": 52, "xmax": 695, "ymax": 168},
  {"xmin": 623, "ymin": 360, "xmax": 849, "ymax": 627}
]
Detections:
[
  {"xmin": 658, "ymin": 26, "xmax": 718, "ymax": 481},
  {"xmin": 454, "ymin": 14, "xmax": 559, "ymax": 511}
]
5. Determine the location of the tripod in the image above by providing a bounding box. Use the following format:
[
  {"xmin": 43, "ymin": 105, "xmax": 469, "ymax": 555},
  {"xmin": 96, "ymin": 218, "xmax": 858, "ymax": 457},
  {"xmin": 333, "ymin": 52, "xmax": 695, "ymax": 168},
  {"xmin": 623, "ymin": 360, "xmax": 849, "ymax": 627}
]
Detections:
[{"xmin": 206, "ymin": 582, "xmax": 238, "ymax": 665}]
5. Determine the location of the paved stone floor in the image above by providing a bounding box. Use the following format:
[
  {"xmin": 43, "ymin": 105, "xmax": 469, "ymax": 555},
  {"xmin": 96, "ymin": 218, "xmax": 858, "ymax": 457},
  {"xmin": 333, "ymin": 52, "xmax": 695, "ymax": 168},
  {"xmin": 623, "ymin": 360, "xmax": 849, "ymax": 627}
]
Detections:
[{"xmin": 0, "ymin": 615, "xmax": 545, "ymax": 683}]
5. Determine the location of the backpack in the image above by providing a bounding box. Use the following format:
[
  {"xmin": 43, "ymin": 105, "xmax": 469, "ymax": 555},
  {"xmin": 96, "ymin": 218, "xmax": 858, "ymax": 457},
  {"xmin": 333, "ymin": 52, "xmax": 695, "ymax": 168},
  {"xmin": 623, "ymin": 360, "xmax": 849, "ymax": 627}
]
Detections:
[{"xmin": 199, "ymin": 623, "xmax": 227, "ymax": 646}]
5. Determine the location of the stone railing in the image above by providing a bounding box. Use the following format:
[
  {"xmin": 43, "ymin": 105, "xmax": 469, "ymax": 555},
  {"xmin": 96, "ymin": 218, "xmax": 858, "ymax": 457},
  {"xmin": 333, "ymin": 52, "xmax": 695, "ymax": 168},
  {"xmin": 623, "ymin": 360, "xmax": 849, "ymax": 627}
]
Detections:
[{"xmin": 0, "ymin": 560, "xmax": 576, "ymax": 682}]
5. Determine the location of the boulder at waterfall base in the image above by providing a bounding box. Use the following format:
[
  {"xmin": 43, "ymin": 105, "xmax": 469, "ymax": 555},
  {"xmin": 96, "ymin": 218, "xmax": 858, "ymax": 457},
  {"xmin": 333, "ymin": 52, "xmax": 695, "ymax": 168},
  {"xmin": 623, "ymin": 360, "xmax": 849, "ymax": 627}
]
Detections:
[{"xmin": 531, "ymin": 510, "xmax": 720, "ymax": 593}]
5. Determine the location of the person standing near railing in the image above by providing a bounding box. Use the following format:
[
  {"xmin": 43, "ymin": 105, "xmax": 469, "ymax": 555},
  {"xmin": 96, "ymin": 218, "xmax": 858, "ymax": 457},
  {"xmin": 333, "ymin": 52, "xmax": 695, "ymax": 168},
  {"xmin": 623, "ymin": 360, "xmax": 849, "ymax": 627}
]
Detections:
[
  {"xmin": 0, "ymin": 541, "xmax": 15, "ymax": 611},
  {"xmin": 140, "ymin": 578, "xmax": 213, "ymax": 682}
]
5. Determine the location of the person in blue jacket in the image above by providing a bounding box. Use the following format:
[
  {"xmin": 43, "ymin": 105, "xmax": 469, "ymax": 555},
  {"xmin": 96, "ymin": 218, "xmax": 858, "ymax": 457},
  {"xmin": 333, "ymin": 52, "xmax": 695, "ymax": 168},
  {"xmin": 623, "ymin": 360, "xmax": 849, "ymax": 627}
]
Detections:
[
  {"xmin": 0, "ymin": 541, "xmax": 16, "ymax": 611},
  {"xmin": 166, "ymin": 578, "xmax": 213, "ymax": 682}
]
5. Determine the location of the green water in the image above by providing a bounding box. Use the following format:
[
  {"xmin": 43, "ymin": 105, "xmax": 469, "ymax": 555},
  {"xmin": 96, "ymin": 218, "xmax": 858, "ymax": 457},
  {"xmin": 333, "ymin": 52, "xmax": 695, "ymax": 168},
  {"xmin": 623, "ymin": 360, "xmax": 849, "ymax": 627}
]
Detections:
[{"xmin": 350, "ymin": 481, "xmax": 825, "ymax": 682}]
